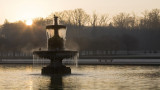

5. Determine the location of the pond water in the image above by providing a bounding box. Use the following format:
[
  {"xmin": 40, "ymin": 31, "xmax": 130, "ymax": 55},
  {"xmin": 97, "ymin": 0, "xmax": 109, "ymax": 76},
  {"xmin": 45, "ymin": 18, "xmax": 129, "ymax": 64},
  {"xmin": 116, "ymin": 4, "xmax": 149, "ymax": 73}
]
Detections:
[{"xmin": 0, "ymin": 64, "xmax": 160, "ymax": 90}]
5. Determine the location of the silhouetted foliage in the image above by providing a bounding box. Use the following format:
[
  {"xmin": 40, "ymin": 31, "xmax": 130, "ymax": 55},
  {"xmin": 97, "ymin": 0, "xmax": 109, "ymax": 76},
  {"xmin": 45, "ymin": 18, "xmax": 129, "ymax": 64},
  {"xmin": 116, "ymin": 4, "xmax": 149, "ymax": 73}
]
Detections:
[{"xmin": 0, "ymin": 8, "xmax": 160, "ymax": 52}]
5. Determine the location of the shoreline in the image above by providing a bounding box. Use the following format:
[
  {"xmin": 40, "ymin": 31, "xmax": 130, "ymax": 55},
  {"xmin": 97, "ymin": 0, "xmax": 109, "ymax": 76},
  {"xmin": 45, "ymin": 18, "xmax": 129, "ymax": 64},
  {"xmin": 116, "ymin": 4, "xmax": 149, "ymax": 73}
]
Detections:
[{"xmin": 1, "ymin": 59, "xmax": 160, "ymax": 65}]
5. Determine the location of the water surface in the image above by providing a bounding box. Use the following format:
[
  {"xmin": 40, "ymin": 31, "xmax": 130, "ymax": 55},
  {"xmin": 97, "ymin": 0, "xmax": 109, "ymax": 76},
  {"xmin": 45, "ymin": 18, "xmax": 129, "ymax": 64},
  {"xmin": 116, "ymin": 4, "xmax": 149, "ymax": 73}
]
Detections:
[{"xmin": 0, "ymin": 64, "xmax": 160, "ymax": 90}]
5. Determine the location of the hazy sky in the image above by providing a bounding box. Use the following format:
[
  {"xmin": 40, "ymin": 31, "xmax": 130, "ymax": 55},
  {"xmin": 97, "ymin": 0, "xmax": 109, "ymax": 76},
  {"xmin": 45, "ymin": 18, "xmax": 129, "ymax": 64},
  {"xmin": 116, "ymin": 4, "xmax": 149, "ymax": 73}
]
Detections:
[{"xmin": 0, "ymin": 0, "xmax": 160, "ymax": 24}]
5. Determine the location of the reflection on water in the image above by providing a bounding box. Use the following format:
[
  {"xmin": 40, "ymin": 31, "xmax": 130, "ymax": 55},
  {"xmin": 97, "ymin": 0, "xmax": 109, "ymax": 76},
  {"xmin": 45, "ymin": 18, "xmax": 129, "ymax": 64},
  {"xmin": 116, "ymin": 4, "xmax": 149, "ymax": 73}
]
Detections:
[
  {"xmin": 49, "ymin": 75, "xmax": 63, "ymax": 90},
  {"xmin": 0, "ymin": 64, "xmax": 160, "ymax": 90}
]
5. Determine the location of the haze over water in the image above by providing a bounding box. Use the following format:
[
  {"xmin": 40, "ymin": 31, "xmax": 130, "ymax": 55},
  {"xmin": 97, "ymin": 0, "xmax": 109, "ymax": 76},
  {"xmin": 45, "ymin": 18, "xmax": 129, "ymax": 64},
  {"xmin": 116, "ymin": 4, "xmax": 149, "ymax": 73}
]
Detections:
[{"xmin": 0, "ymin": 64, "xmax": 160, "ymax": 90}]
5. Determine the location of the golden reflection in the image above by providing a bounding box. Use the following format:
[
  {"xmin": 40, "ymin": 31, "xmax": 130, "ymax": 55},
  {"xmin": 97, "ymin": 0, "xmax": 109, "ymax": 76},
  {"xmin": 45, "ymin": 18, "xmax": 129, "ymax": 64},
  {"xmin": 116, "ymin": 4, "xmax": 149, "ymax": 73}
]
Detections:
[
  {"xmin": 25, "ymin": 66, "xmax": 33, "ymax": 72},
  {"xmin": 29, "ymin": 80, "xmax": 33, "ymax": 90}
]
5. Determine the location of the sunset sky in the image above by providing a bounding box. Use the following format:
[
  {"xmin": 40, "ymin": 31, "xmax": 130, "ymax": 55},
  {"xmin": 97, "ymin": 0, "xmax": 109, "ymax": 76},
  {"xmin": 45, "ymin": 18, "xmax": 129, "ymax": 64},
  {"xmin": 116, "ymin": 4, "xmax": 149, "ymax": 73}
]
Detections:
[{"xmin": 0, "ymin": 0, "xmax": 160, "ymax": 24}]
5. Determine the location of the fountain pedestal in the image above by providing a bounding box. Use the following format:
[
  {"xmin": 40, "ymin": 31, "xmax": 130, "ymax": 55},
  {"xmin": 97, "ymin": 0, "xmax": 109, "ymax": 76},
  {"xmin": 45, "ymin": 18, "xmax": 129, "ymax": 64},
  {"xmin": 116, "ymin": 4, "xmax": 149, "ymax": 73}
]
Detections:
[
  {"xmin": 42, "ymin": 65, "xmax": 71, "ymax": 75},
  {"xmin": 41, "ymin": 60, "xmax": 71, "ymax": 75}
]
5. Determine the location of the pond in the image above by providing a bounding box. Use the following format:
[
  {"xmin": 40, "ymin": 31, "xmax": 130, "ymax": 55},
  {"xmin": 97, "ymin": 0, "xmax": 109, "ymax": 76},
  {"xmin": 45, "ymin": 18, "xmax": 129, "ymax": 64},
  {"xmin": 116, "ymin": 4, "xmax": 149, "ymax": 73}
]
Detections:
[{"xmin": 0, "ymin": 64, "xmax": 160, "ymax": 90}]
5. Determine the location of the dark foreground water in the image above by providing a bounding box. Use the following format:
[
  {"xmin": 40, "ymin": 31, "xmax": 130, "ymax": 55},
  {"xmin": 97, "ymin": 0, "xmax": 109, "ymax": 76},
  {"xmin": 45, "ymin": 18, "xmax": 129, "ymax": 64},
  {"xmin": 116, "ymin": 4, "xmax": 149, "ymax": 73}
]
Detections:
[{"xmin": 0, "ymin": 64, "xmax": 160, "ymax": 90}]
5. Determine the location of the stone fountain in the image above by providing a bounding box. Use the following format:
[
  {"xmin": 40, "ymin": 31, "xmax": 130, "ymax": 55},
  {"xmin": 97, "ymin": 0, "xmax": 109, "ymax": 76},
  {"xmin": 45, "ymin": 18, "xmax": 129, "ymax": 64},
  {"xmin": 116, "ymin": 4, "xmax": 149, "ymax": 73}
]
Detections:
[{"xmin": 33, "ymin": 15, "xmax": 78, "ymax": 75}]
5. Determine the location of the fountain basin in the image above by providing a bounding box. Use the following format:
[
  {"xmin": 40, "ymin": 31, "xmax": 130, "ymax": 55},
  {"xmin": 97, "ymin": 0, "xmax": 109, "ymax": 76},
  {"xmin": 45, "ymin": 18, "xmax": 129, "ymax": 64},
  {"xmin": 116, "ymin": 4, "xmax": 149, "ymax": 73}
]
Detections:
[
  {"xmin": 41, "ymin": 65, "xmax": 71, "ymax": 75},
  {"xmin": 33, "ymin": 50, "xmax": 78, "ymax": 75}
]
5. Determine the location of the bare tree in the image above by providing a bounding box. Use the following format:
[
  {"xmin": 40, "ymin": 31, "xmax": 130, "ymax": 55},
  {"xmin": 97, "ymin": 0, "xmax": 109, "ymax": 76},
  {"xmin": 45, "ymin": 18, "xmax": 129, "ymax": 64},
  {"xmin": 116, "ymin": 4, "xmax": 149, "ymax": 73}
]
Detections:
[
  {"xmin": 72, "ymin": 8, "xmax": 90, "ymax": 27},
  {"xmin": 90, "ymin": 12, "xmax": 98, "ymax": 28},
  {"xmin": 49, "ymin": 9, "xmax": 90, "ymax": 27},
  {"xmin": 99, "ymin": 14, "xmax": 109, "ymax": 26},
  {"xmin": 140, "ymin": 9, "xmax": 160, "ymax": 30},
  {"xmin": 148, "ymin": 9, "xmax": 160, "ymax": 29},
  {"xmin": 112, "ymin": 13, "xmax": 135, "ymax": 29},
  {"xmin": 140, "ymin": 10, "xmax": 151, "ymax": 29}
]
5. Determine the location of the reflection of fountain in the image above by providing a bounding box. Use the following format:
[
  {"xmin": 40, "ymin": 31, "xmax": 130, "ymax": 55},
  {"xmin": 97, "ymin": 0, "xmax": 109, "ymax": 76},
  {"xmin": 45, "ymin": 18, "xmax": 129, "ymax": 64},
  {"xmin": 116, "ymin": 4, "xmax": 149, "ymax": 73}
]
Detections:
[
  {"xmin": 49, "ymin": 75, "xmax": 63, "ymax": 90},
  {"xmin": 33, "ymin": 15, "xmax": 78, "ymax": 75}
]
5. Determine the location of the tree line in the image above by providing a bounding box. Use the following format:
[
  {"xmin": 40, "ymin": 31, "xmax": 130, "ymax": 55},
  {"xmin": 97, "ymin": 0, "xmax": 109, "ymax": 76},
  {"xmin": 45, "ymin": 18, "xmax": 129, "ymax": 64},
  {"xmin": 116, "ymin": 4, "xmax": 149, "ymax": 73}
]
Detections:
[{"xmin": 0, "ymin": 8, "xmax": 160, "ymax": 52}]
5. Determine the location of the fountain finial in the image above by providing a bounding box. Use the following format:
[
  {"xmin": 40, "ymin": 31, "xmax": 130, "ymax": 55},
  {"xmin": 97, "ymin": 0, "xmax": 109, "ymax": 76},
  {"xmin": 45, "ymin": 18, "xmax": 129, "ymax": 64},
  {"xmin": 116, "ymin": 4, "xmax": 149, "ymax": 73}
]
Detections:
[{"xmin": 54, "ymin": 15, "xmax": 58, "ymax": 25}]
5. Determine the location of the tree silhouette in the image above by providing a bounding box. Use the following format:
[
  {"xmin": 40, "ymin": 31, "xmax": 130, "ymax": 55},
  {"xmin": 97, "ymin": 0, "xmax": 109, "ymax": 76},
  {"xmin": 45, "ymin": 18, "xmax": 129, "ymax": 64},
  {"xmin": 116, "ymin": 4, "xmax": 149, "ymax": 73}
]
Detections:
[{"xmin": 0, "ymin": 8, "xmax": 160, "ymax": 52}]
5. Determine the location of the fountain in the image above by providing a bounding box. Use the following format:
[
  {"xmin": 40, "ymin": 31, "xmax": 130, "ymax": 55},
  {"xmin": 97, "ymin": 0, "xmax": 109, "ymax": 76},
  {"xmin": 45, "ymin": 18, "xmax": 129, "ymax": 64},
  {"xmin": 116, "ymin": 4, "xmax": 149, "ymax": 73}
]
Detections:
[{"xmin": 33, "ymin": 15, "xmax": 78, "ymax": 75}]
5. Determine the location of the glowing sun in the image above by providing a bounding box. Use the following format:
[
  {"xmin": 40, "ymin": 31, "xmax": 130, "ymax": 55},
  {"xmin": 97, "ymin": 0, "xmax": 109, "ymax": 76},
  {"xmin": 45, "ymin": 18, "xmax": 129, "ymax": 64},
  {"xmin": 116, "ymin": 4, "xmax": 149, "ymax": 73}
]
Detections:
[{"xmin": 26, "ymin": 19, "xmax": 33, "ymax": 25}]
